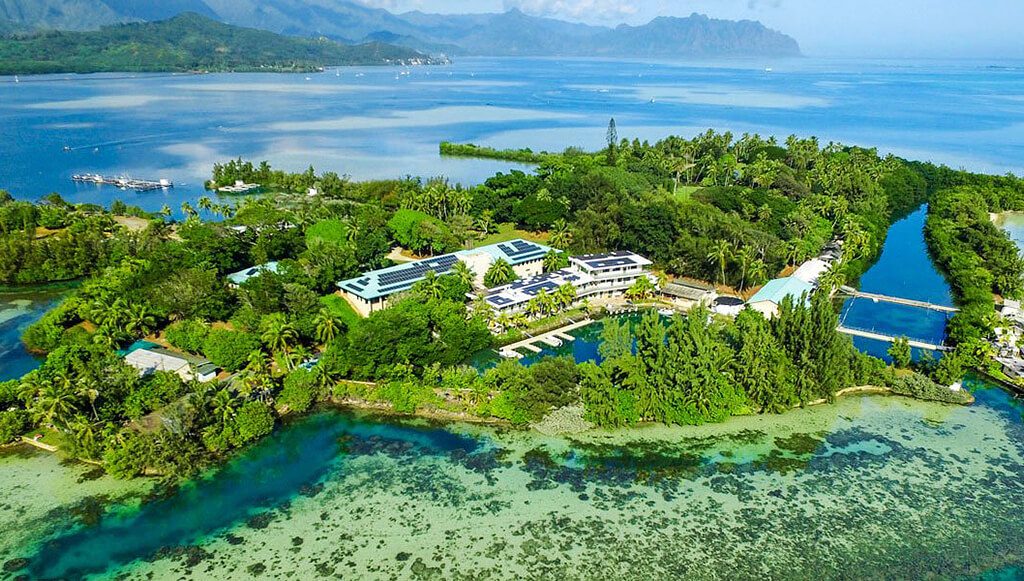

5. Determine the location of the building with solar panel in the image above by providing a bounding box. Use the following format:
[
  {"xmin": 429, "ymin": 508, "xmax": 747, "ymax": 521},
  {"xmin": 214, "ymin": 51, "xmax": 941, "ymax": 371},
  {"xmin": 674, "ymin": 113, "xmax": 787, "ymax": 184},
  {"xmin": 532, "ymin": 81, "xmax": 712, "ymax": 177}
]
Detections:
[
  {"xmin": 479, "ymin": 250, "xmax": 656, "ymax": 316},
  {"xmin": 336, "ymin": 239, "xmax": 553, "ymax": 316}
]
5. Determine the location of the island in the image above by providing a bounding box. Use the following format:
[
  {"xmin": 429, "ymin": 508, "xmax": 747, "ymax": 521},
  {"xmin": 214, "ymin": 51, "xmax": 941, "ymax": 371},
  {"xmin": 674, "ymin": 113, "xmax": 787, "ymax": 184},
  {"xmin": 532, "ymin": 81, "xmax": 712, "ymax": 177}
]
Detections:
[
  {"xmin": 0, "ymin": 12, "xmax": 444, "ymax": 75},
  {"xmin": 2, "ymin": 126, "xmax": 1021, "ymax": 481}
]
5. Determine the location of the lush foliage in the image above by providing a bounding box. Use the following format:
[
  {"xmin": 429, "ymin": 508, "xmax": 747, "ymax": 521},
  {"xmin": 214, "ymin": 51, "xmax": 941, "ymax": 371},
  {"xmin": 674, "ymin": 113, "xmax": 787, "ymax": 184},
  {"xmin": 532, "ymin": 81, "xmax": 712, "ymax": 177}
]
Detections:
[{"xmin": 0, "ymin": 12, "xmax": 434, "ymax": 75}]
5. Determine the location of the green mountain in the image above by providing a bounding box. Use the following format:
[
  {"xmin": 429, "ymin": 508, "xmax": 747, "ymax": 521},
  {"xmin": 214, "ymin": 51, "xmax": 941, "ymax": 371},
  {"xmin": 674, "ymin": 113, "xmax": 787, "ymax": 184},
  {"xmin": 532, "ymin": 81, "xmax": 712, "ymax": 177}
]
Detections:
[
  {"xmin": 0, "ymin": 0, "xmax": 801, "ymax": 58},
  {"xmin": 0, "ymin": 12, "xmax": 439, "ymax": 74}
]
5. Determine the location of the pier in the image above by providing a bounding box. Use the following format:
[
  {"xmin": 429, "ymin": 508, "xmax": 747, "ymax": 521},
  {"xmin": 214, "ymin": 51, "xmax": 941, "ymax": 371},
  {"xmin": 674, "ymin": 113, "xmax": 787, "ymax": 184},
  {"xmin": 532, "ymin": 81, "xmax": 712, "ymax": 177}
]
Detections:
[
  {"xmin": 499, "ymin": 318, "xmax": 593, "ymax": 358},
  {"xmin": 72, "ymin": 174, "xmax": 172, "ymax": 192},
  {"xmin": 836, "ymin": 325, "xmax": 951, "ymax": 352},
  {"xmin": 838, "ymin": 286, "xmax": 958, "ymax": 313}
]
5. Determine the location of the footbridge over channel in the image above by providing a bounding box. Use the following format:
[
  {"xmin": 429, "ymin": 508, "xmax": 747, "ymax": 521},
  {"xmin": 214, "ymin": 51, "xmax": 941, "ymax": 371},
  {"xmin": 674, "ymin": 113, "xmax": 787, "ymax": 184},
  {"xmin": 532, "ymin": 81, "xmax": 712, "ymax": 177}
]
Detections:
[
  {"xmin": 836, "ymin": 286, "xmax": 955, "ymax": 352},
  {"xmin": 837, "ymin": 286, "xmax": 959, "ymax": 313}
]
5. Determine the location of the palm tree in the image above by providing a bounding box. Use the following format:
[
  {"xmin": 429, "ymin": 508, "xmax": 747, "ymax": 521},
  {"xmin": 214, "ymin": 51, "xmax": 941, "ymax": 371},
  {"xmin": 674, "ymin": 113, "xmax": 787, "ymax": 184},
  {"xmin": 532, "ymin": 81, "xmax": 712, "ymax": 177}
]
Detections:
[
  {"xmin": 549, "ymin": 219, "xmax": 573, "ymax": 249},
  {"xmin": 525, "ymin": 297, "xmax": 544, "ymax": 319},
  {"xmin": 736, "ymin": 247, "xmax": 756, "ymax": 292},
  {"xmin": 418, "ymin": 270, "xmax": 444, "ymax": 300},
  {"xmin": 555, "ymin": 283, "xmax": 577, "ymax": 310},
  {"xmin": 625, "ymin": 276, "xmax": 656, "ymax": 301},
  {"xmin": 748, "ymin": 259, "xmax": 768, "ymax": 289},
  {"xmin": 475, "ymin": 210, "xmax": 496, "ymax": 239},
  {"xmin": 33, "ymin": 379, "xmax": 80, "ymax": 429},
  {"xmin": 313, "ymin": 309, "xmax": 342, "ymax": 345},
  {"xmin": 159, "ymin": 204, "xmax": 172, "ymax": 218},
  {"xmin": 451, "ymin": 261, "xmax": 476, "ymax": 288},
  {"xmin": 75, "ymin": 375, "xmax": 100, "ymax": 421},
  {"xmin": 209, "ymin": 389, "xmax": 239, "ymax": 428},
  {"xmin": 706, "ymin": 241, "xmax": 732, "ymax": 285},
  {"xmin": 260, "ymin": 313, "xmax": 298, "ymax": 357},
  {"xmin": 484, "ymin": 258, "xmax": 515, "ymax": 288},
  {"xmin": 543, "ymin": 249, "xmax": 567, "ymax": 273},
  {"xmin": 197, "ymin": 196, "xmax": 213, "ymax": 212},
  {"xmin": 495, "ymin": 312, "xmax": 513, "ymax": 333},
  {"xmin": 784, "ymin": 241, "xmax": 803, "ymax": 267},
  {"xmin": 817, "ymin": 264, "xmax": 846, "ymax": 295},
  {"xmin": 124, "ymin": 303, "xmax": 157, "ymax": 337}
]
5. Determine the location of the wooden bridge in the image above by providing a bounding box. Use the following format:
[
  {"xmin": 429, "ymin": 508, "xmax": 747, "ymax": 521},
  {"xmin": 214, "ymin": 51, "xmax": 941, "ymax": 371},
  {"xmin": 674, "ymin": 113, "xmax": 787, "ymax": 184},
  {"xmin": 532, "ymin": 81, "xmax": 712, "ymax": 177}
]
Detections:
[
  {"xmin": 837, "ymin": 286, "xmax": 959, "ymax": 313},
  {"xmin": 836, "ymin": 325, "xmax": 951, "ymax": 352}
]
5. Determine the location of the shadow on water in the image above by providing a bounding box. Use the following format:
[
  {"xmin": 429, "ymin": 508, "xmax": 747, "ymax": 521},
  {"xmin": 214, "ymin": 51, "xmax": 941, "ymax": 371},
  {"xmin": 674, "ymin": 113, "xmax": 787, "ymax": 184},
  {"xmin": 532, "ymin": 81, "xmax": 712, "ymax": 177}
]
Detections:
[{"xmin": 17, "ymin": 410, "xmax": 482, "ymax": 579}]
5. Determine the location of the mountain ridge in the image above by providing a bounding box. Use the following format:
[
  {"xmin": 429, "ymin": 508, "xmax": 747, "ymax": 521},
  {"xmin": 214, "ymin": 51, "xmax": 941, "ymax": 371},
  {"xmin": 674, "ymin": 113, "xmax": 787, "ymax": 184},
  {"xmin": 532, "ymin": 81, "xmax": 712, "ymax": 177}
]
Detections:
[
  {"xmin": 0, "ymin": 12, "xmax": 440, "ymax": 74},
  {"xmin": 0, "ymin": 0, "xmax": 801, "ymax": 58}
]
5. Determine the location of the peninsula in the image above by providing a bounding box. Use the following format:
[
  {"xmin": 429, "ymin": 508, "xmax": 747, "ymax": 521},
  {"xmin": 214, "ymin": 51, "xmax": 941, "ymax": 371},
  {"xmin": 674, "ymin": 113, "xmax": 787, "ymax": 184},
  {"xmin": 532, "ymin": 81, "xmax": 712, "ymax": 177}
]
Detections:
[{"xmin": 3, "ymin": 127, "xmax": 1020, "ymax": 481}]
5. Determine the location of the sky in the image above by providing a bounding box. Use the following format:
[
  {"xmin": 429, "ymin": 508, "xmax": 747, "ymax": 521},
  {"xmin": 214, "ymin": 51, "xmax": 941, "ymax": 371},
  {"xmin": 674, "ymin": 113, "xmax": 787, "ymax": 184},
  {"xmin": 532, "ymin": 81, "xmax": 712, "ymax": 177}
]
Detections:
[{"xmin": 356, "ymin": 0, "xmax": 1024, "ymax": 59}]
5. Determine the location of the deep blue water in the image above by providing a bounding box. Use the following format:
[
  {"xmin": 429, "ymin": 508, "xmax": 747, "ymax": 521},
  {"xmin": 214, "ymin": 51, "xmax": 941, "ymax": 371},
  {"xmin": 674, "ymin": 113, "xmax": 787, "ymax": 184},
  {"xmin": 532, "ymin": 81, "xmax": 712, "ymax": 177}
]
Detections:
[
  {"xmin": 2, "ymin": 57, "xmax": 1024, "ymax": 219},
  {"xmin": 839, "ymin": 206, "xmax": 954, "ymax": 359}
]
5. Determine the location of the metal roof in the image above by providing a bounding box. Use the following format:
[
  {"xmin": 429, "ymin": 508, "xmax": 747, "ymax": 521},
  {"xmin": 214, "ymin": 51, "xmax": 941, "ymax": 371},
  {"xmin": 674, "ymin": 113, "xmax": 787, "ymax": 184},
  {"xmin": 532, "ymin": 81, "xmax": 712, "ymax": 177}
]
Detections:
[
  {"xmin": 747, "ymin": 277, "xmax": 814, "ymax": 306},
  {"xmin": 226, "ymin": 262, "xmax": 280, "ymax": 286},
  {"xmin": 337, "ymin": 239, "xmax": 554, "ymax": 302}
]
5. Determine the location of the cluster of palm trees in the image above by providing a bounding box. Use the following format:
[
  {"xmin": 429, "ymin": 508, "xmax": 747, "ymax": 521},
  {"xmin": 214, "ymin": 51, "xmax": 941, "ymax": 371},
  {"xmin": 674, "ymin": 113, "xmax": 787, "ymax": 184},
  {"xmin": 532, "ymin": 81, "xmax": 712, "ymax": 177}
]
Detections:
[
  {"xmin": 486, "ymin": 283, "xmax": 579, "ymax": 333},
  {"xmin": 84, "ymin": 295, "xmax": 159, "ymax": 348},
  {"xmin": 401, "ymin": 179, "xmax": 472, "ymax": 223},
  {"xmin": 624, "ymin": 276, "xmax": 657, "ymax": 301},
  {"xmin": 705, "ymin": 242, "xmax": 770, "ymax": 292}
]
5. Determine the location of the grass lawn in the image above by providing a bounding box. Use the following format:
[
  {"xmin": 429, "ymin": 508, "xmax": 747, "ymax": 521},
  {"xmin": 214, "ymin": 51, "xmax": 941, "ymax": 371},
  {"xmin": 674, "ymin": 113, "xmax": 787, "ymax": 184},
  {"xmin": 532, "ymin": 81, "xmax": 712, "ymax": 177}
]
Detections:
[
  {"xmin": 469, "ymin": 223, "xmax": 549, "ymax": 248},
  {"xmin": 673, "ymin": 185, "xmax": 703, "ymax": 199},
  {"xmin": 321, "ymin": 294, "xmax": 362, "ymax": 325}
]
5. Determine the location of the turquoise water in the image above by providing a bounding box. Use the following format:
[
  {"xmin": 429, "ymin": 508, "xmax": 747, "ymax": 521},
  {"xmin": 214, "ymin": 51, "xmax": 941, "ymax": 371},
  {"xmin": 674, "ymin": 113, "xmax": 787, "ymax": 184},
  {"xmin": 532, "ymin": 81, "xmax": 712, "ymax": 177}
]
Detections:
[
  {"xmin": 0, "ymin": 286, "xmax": 68, "ymax": 382},
  {"xmin": 5, "ymin": 382, "xmax": 1024, "ymax": 579},
  {"xmin": 839, "ymin": 206, "xmax": 953, "ymax": 359}
]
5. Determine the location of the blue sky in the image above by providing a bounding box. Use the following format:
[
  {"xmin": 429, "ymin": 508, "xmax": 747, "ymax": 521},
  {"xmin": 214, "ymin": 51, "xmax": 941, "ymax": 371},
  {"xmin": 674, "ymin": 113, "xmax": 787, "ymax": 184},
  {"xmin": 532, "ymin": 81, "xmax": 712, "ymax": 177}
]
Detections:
[{"xmin": 359, "ymin": 0, "xmax": 1024, "ymax": 58}]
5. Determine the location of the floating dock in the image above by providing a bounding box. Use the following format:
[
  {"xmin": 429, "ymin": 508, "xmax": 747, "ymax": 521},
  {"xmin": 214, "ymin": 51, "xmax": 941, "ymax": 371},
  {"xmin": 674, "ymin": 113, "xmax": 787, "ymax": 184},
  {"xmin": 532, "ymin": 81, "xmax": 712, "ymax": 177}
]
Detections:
[
  {"xmin": 72, "ymin": 173, "xmax": 172, "ymax": 192},
  {"xmin": 499, "ymin": 319, "xmax": 593, "ymax": 358}
]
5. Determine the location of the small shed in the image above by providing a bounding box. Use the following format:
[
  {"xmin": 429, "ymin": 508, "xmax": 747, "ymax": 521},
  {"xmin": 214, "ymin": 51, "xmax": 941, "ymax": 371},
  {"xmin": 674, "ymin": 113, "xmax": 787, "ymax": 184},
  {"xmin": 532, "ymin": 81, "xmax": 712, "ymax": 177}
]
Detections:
[{"xmin": 661, "ymin": 281, "xmax": 716, "ymax": 308}]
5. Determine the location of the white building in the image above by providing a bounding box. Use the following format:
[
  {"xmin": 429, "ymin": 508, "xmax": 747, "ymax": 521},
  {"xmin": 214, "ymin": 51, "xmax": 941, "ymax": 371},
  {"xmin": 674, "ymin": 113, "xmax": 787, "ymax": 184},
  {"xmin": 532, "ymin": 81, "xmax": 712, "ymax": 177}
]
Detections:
[
  {"xmin": 124, "ymin": 346, "xmax": 218, "ymax": 383},
  {"xmin": 479, "ymin": 250, "xmax": 654, "ymax": 316},
  {"xmin": 337, "ymin": 239, "xmax": 553, "ymax": 317}
]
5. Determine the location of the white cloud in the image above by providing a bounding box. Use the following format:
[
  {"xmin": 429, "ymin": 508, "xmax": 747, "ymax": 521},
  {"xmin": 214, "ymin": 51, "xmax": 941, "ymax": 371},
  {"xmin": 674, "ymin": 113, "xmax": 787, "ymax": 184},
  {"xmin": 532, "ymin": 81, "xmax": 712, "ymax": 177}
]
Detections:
[
  {"xmin": 353, "ymin": 0, "xmax": 422, "ymax": 11},
  {"xmin": 503, "ymin": 0, "xmax": 639, "ymax": 21}
]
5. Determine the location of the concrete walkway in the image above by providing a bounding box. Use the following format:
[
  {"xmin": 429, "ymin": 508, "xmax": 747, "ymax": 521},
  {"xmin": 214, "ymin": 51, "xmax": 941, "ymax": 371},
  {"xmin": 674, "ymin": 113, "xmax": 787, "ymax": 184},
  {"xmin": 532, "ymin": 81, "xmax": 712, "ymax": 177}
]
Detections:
[{"xmin": 500, "ymin": 319, "xmax": 593, "ymax": 358}]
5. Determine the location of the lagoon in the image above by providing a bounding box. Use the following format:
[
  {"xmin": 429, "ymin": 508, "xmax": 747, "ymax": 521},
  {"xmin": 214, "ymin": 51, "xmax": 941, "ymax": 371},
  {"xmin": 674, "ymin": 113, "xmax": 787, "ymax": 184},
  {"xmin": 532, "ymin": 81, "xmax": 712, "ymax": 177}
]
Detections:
[{"xmin": 5, "ymin": 380, "xmax": 1024, "ymax": 579}]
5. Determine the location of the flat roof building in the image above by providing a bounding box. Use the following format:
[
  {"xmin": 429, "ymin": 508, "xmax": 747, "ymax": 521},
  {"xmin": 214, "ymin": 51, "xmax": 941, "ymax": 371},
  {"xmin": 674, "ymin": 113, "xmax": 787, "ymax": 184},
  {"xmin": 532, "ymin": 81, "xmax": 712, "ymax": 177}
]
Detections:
[
  {"xmin": 477, "ymin": 269, "xmax": 594, "ymax": 314},
  {"xmin": 337, "ymin": 239, "xmax": 553, "ymax": 316},
  {"xmin": 124, "ymin": 345, "xmax": 218, "ymax": 383}
]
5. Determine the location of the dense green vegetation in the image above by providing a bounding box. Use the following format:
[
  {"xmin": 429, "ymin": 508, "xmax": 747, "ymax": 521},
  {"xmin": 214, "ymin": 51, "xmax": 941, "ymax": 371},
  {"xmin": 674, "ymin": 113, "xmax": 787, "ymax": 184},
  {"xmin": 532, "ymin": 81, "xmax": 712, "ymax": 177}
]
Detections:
[
  {"xmin": 0, "ymin": 12, "xmax": 436, "ymax": 75},
  {"xmin": 3, "ymin": 125, "xmax": 1010, "ymax": 479},
  {"xmin": 440, "ymin": 142, "xmax": 552, "ymax": 164},
  {"xmin": 923, "ymin": 171, "xmax": 1024, "ymax": 344}
]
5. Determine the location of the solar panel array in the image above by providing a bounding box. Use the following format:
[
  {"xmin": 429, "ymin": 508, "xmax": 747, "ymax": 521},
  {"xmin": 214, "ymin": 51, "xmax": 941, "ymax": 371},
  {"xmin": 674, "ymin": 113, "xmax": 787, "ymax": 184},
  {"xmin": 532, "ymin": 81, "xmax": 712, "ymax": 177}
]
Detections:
[
  {"xmin": 498, "ymin": 240, "xmax": 547, "ymax": 263},
  {"xmin": 376, "ymin": 254, "xmax": 459, "ymax": 293}
]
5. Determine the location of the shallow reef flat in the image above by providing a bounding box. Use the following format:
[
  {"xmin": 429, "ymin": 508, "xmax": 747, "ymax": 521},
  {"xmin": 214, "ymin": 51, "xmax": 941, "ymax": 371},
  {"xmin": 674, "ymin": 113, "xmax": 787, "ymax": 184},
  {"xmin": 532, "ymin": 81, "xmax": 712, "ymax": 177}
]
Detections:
[{"xmin": 8, "ymin": 384, "xmax": 1024, "ymax": 580}]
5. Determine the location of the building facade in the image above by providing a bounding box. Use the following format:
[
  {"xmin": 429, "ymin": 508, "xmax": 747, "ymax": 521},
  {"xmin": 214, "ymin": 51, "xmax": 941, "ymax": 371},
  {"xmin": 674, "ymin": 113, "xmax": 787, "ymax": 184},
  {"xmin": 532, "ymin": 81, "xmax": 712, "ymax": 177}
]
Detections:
[
  {"xmin": 337, "ymin": 239, "xmax": 553, "ymax": 317},
  {"xmin": 479, "ymin": 250, "xmax": 655, "ymax": 316}
]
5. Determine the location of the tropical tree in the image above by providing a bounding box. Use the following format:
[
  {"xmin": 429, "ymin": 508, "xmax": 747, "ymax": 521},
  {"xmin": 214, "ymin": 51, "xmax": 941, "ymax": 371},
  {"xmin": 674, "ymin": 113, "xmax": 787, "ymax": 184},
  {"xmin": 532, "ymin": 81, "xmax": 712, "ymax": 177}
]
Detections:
[
  {"xmin": 313, "ymin": 309, "xmax": 342, "ymax": 345},
  {"xmin": 475, "ymin": 210, "xmax": 496, "ymax": 239},
  {"xmin": 707, "ymin": 241, "xmax": 732, "ymax": 285},
  {"xmin": 736, "ymin": 247, "xmax": 757, "ymax": 292},
  {"xmin": 259, "ymin": 313, "xmax": 298, "ymax": 358},
  {"xmin": 549, "ymin": 219, "xmax": 573, "ymax": 249},
  {"xmin": 784, "ymin": 241, "xmax": 803, "ymax": 267},
  {"xmin": 816, "ymin": 264, "xmax": 846, "ymax": 295},
  {"xmin": 32, "ymin": 378, "xmax": 80, "ymax": 429},
  {"xmin": 888, "ymin": 337, "xmax": 912, "ymax": 369},
  {"xmin": 543, "ymin": 249, "xmax": 568, "ymax": 273},
  {"xmin": 555, "ymin": 283, "xmax": 577, "ymax": 309},
  {"xmin": 625, "ymin": 276, "xmax": 656, "ymax": 301},
  {"xmin": 484, "ymin": 258, "xmax": 516, "ymax": 288},
  {"xmin": 418, "ymin": 270, "xmax": 444, "ymax": 300},
  {"xmin": 124, "ymin": 302, "xmax": 157, "ymax": 337},
  {"xmin": 451, "ymin": 261, "xmax": 476, "ymax": 288}
]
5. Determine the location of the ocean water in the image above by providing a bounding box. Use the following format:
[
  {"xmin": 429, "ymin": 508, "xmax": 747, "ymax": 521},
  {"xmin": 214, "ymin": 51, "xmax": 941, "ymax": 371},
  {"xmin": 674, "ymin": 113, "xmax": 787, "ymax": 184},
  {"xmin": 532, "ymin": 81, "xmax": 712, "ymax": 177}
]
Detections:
[
  {"xmin": 4, "ymin": 381, "xmax": 1024, "ymax": 579},
  {"xmin": 1, "ymin": 57, "xmax": 1023, "ymax": 218}
]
